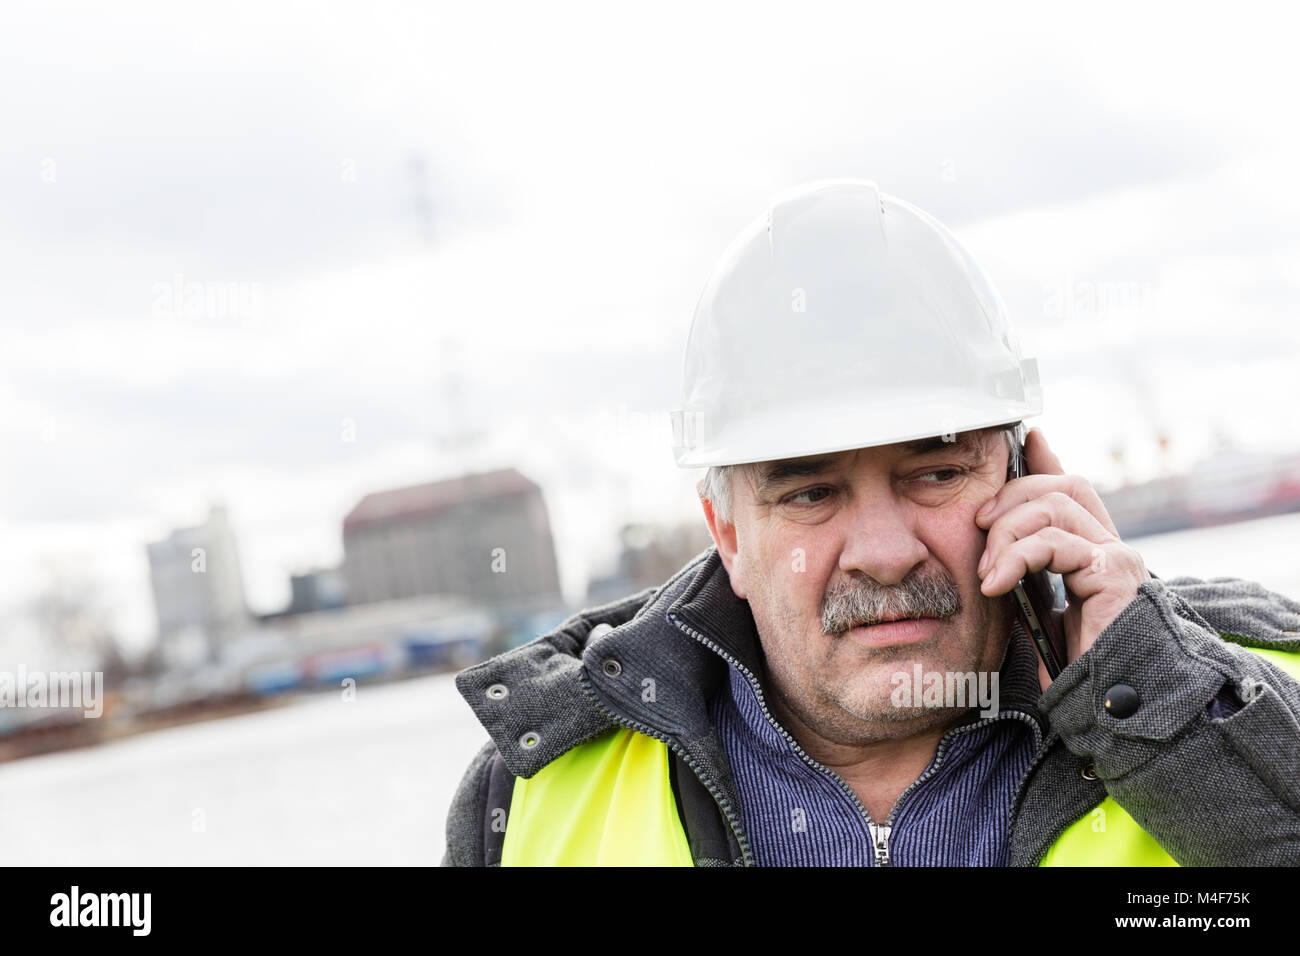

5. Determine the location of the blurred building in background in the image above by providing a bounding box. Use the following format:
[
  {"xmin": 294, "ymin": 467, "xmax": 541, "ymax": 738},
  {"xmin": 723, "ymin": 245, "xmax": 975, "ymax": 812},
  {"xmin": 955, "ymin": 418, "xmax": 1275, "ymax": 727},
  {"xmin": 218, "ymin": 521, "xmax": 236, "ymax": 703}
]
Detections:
[
  {"xmin": 342, "ymin": 468, "xmax": 563, "ymax": 608},
  {"xmin": 585, "ymin": 520, "xmax": 714, "ymax": 606},
  {"xmin": 286, "ymin": 566, "xmax": 347, "ymax": 615},
  {"xmin": 240, "ymin": 593, "xmax": 494, "ymax": 695},
  {"xmin": 146, "ymin": 504, "xmax": 249, "ymax": 670}
]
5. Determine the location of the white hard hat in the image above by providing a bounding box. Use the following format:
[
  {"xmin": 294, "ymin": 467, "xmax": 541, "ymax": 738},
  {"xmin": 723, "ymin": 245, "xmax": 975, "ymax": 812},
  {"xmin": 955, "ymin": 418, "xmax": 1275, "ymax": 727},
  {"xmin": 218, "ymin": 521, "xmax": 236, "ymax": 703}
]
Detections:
[{"xmin": 670, "ymin": 179, "xmax": 1042, "ymax": 469}]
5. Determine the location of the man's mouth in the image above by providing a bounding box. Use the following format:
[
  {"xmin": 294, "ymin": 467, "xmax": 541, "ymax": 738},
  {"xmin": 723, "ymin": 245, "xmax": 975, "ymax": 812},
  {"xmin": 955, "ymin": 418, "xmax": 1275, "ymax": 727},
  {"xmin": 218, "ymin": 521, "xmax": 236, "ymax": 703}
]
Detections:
[
  {"xmin": 858, "ymin": 613, "xmax": 938, "ymax": 627},
  {"xmin": 843, "ymin": 615, "xmax": 942, "ymax": 647}
]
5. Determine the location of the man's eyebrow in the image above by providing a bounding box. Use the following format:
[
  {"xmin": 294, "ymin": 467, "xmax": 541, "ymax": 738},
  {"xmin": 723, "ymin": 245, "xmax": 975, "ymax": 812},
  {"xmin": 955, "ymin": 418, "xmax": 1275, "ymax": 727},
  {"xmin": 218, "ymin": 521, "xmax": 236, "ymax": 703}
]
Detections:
[
  {"xmin": 754, "ymin": 434, "xmax": 992, "ymax": 498},
  {"xmin": 898, "ymin": 434, "xmax": 984, "ymax": 457},
  {"xmin": 898, "ymin": 434, "xmax": 992, "ymax": 468},
  {"xmin": 754, "ymin": 456, "xmax": 844, "ymax": 498}
]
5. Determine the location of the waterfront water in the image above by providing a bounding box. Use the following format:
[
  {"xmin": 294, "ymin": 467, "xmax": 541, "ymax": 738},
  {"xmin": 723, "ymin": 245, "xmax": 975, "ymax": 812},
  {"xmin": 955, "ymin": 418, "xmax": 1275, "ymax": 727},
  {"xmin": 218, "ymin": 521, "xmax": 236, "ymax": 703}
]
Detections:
[
  {"xmin": 2, "ymin": 513, "xmax": 1297, "ymax": 865},
  {"xmin": 1125, "ymin": 511, "xmax": 1300, "ymax": 599},
  {"xmin": 0, "ymin": 671, "xmax": 488, "ymax": 865}
]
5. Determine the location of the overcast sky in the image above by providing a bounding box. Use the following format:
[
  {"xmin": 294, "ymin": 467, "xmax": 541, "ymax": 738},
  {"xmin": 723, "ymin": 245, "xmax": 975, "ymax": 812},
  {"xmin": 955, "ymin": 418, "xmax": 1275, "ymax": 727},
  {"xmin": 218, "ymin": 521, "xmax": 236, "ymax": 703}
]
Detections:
[{"xmin": 2, "ymin": 2, "xmax": 1298, "ymax": 655}]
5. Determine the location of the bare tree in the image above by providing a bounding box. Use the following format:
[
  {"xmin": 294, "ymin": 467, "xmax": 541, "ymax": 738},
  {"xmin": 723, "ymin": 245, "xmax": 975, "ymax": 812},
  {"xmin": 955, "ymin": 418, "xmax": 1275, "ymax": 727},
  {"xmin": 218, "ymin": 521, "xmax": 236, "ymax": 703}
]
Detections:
[{"xmin": 26, "ymin": 559, "xmax": 127, "ymax": 681}]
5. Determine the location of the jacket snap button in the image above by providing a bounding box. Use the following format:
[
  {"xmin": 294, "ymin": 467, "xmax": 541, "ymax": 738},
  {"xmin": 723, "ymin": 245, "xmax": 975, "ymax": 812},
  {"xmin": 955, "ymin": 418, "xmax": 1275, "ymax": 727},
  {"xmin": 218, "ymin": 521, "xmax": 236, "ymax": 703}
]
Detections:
[
  {"xmin": 519, "ymin": 731, "xmax": 541, "ymax": 750},
  {"xmin": 602, "ymin": 659, "xmax": 622, "ymax": 678},
  {"xmin": 485, "ymin": 683, "xmax": 509, "ymax": 700},
  {"xmin": 1081, "ymin": 761, "xmax": 1098, "ymax": 781},
  {"xmin": 1104, "ymin": 683, "xmax": 1141, "ymax": 718}
]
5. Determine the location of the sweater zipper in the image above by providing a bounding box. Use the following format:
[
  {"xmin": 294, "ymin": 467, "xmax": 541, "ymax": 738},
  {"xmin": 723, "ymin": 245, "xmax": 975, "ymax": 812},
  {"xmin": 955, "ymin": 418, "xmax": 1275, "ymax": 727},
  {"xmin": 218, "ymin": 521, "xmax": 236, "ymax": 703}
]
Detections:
[
  {"xmin": 670, "ymin": 611, "xmax": 1043, "ymax": 866},
  {"xmin": 874, "ymin": 709, "xmax": 1043, "ymax": 865},
  {"xmin": 867, "ymin": 822, "xmax": 893, "ymax": 865},
  {"xmin": 576, "ymin": 664, "xmax": 756, "ymax": 867}
]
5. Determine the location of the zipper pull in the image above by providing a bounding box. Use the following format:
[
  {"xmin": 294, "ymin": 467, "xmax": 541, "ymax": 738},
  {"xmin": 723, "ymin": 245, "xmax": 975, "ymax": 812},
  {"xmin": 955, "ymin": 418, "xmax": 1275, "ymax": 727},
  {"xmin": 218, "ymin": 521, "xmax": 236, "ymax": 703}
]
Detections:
[{"xmin": 867, "ymin": 822, "xmax": 892, "ymax": 866}]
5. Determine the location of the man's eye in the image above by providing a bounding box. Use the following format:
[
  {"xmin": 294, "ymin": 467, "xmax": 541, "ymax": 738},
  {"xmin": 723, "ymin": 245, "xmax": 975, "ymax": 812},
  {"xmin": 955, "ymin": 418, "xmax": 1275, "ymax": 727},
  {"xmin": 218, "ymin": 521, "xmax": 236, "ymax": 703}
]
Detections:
[
  {"xmin": 916, "ymin": 468, "xmax": 963, "ymax": 484},
  {"xmin": 786, "ymin": 486, "xmax": 833, "ymax": 505}
]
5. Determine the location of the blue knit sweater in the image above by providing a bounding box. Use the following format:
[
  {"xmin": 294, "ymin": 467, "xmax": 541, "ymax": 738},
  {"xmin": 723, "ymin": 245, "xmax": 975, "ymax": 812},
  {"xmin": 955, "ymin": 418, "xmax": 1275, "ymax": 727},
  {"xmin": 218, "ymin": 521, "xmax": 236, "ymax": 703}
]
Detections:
[{"xmin": 709, "ymin": 630, "xmax": 1039, "ymax": 866}]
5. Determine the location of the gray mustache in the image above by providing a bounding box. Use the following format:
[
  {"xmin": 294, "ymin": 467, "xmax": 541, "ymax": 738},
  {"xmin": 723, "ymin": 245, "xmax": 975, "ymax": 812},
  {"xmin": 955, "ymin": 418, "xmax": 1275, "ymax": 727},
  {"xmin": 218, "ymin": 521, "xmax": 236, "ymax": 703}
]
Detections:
[{"xmin": 821, "ymin": 569, "xmax": 963, "ymax": 635}]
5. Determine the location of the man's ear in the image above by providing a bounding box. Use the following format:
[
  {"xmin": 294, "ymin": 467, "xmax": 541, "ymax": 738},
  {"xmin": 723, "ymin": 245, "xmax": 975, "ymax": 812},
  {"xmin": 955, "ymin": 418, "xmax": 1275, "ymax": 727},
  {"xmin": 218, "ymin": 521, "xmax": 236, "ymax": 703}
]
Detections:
[{"xmin": 700, "ymin": 490, "xmax": 747, "ymax": 599}]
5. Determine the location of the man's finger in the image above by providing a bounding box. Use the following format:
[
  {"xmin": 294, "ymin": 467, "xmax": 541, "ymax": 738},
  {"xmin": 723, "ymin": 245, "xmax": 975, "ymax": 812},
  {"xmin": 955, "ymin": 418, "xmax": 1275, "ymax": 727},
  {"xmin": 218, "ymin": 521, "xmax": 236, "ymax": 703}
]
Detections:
[
  {"xmin": 1024, "ymin": 427, "xmax": 1066, "ymax": 477},
  {"xmin": 980, "ymin": 526, "xmax": 1112, "ymax": 597},
  {"xmin": 975, "ymin": 473, "xmax": 1121, "ymax": 538},
  {"xmin": 981, "ymin": 490, "xmax": 1116, "ymax": 574}
]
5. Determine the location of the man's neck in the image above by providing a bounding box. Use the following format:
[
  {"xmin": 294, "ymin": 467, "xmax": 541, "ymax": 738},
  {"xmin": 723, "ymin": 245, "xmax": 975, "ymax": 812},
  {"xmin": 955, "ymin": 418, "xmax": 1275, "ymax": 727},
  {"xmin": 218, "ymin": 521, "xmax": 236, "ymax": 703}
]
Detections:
[{"xmin": 767, "ymin": 690, "xmax": 969, "ymax": 823}]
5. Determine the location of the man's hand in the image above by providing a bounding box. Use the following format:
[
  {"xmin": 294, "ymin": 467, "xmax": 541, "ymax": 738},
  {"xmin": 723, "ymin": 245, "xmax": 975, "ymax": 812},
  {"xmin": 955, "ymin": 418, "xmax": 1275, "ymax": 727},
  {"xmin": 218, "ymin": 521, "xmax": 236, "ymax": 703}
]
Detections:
[{"xmin": 973, "ymin": 428, "xmax": 1152, "ymax": 690}]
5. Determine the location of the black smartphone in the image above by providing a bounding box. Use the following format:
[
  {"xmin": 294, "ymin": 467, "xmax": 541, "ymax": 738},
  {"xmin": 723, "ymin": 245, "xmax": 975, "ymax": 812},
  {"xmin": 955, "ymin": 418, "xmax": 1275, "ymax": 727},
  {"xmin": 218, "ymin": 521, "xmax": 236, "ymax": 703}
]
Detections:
[{"xmin": 1005, "ymin": 423, "xmax": 1068, "ymax": 680}]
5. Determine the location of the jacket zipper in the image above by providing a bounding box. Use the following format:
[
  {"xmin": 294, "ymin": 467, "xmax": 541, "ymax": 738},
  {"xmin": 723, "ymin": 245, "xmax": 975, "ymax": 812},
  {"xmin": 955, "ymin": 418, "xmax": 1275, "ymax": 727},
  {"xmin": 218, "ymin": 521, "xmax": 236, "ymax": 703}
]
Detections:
[
  {"xmin": 669, "ymin": 611, "xmax": 1044, "ymax": 866},
  {"xmin": 668, "ymin": 612, "xmax": 889, "ymax": 862},
  {"xmin": 1009, "ymin": 725, "xmax": 1065, "ymax": 865},
  {"xmin": 576, "ymin": 664, "xmax": 757, "ymax": 867}
]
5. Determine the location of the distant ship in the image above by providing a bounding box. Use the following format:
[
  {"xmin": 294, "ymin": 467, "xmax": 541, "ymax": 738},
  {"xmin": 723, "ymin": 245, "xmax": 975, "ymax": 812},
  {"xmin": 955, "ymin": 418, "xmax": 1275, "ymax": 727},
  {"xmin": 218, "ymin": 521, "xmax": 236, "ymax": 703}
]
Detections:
[{"xmin": 1099, "ymin": 446, "xmax": 1300, "ymax": 539}]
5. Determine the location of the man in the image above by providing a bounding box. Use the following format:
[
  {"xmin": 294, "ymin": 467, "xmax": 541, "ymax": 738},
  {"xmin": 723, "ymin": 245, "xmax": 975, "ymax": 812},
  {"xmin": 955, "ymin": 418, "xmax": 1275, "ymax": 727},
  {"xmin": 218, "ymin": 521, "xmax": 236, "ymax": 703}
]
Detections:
[{"xmin": 443, "ymin": 181, "xmax": 1300, "ymax": 866}]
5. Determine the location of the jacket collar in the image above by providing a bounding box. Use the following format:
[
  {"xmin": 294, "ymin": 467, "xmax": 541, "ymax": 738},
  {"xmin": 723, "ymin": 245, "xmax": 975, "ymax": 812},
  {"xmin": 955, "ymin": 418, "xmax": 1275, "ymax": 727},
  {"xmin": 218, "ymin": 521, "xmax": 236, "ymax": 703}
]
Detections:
[{"xmin": 455, "ymin": 545, "xmax": 1048, "ymax": 779}]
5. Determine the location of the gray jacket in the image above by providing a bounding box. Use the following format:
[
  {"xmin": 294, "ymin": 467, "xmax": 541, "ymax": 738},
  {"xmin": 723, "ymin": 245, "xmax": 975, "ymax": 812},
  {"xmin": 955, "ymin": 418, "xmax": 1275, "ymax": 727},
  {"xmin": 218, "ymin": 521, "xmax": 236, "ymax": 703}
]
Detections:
[{"xmin": 443, "ymin": 546, "xmax": 1300, "ymax": 865}]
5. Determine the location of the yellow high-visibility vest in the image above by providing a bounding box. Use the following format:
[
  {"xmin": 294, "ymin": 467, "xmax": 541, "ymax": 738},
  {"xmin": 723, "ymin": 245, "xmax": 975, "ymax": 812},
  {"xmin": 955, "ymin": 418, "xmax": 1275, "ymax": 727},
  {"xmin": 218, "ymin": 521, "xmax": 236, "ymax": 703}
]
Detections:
[
  {"xmin": 501, "ymin": 725, "xmax": 695, "ymax": 866},
  {"xmin": 501, "ymin": 645, "xmax": 1300, "ymax": 866}
]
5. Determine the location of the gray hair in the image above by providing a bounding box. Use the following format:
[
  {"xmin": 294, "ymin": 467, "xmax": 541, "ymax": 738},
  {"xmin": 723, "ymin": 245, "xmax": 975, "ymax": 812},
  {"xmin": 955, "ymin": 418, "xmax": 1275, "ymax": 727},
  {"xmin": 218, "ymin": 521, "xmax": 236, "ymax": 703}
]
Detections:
[
  {"xmin": 698, "ymin": 464, "xmax": 742, "ymax": 526},
  {"xmin": 697, "ymin": 424, "xmax": 1022, "ymax": 527}
]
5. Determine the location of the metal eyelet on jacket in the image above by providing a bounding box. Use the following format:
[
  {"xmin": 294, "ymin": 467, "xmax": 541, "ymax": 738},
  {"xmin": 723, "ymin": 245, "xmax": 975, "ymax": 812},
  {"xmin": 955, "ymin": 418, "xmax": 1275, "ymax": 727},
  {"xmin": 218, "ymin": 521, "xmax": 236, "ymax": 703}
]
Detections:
[
  {"xmin": 519, "ymin": 731, "xmax": 541, "ymax": 750},
  {"xmin": 602, "ymin": 659, "xmax": 622, "ymax": 678},
  {"xmin": 486, "ymin": 683, "xmax": 509, "ymax": 700},
  {"xmin": 1081, "ymin": 761, "xmax": 1098, "ymax": 781}
]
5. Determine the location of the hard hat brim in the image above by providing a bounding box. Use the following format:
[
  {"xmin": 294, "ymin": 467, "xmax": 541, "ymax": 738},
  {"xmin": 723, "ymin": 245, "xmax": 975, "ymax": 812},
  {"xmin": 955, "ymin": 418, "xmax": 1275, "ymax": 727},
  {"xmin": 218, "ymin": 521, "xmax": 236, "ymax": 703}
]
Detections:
[{"xmin": 672, "ymin": 389, "xmax": 1041, "ymax": 469}]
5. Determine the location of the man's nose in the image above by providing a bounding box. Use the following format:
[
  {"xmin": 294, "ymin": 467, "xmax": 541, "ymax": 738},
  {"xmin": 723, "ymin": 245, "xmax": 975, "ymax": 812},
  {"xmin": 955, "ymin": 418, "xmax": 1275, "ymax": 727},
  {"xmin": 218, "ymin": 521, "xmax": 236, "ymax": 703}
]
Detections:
[{"xmin": 836, "ymin": 495, "xmax": 929, "ymax": 587}]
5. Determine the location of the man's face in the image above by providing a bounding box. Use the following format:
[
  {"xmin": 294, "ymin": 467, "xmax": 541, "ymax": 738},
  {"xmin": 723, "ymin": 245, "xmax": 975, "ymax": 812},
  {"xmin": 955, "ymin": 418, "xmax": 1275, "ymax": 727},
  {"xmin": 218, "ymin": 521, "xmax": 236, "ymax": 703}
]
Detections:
[{"xmin": 704, "ymin": 428, "xmax": 1015, "ymax": 745}]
